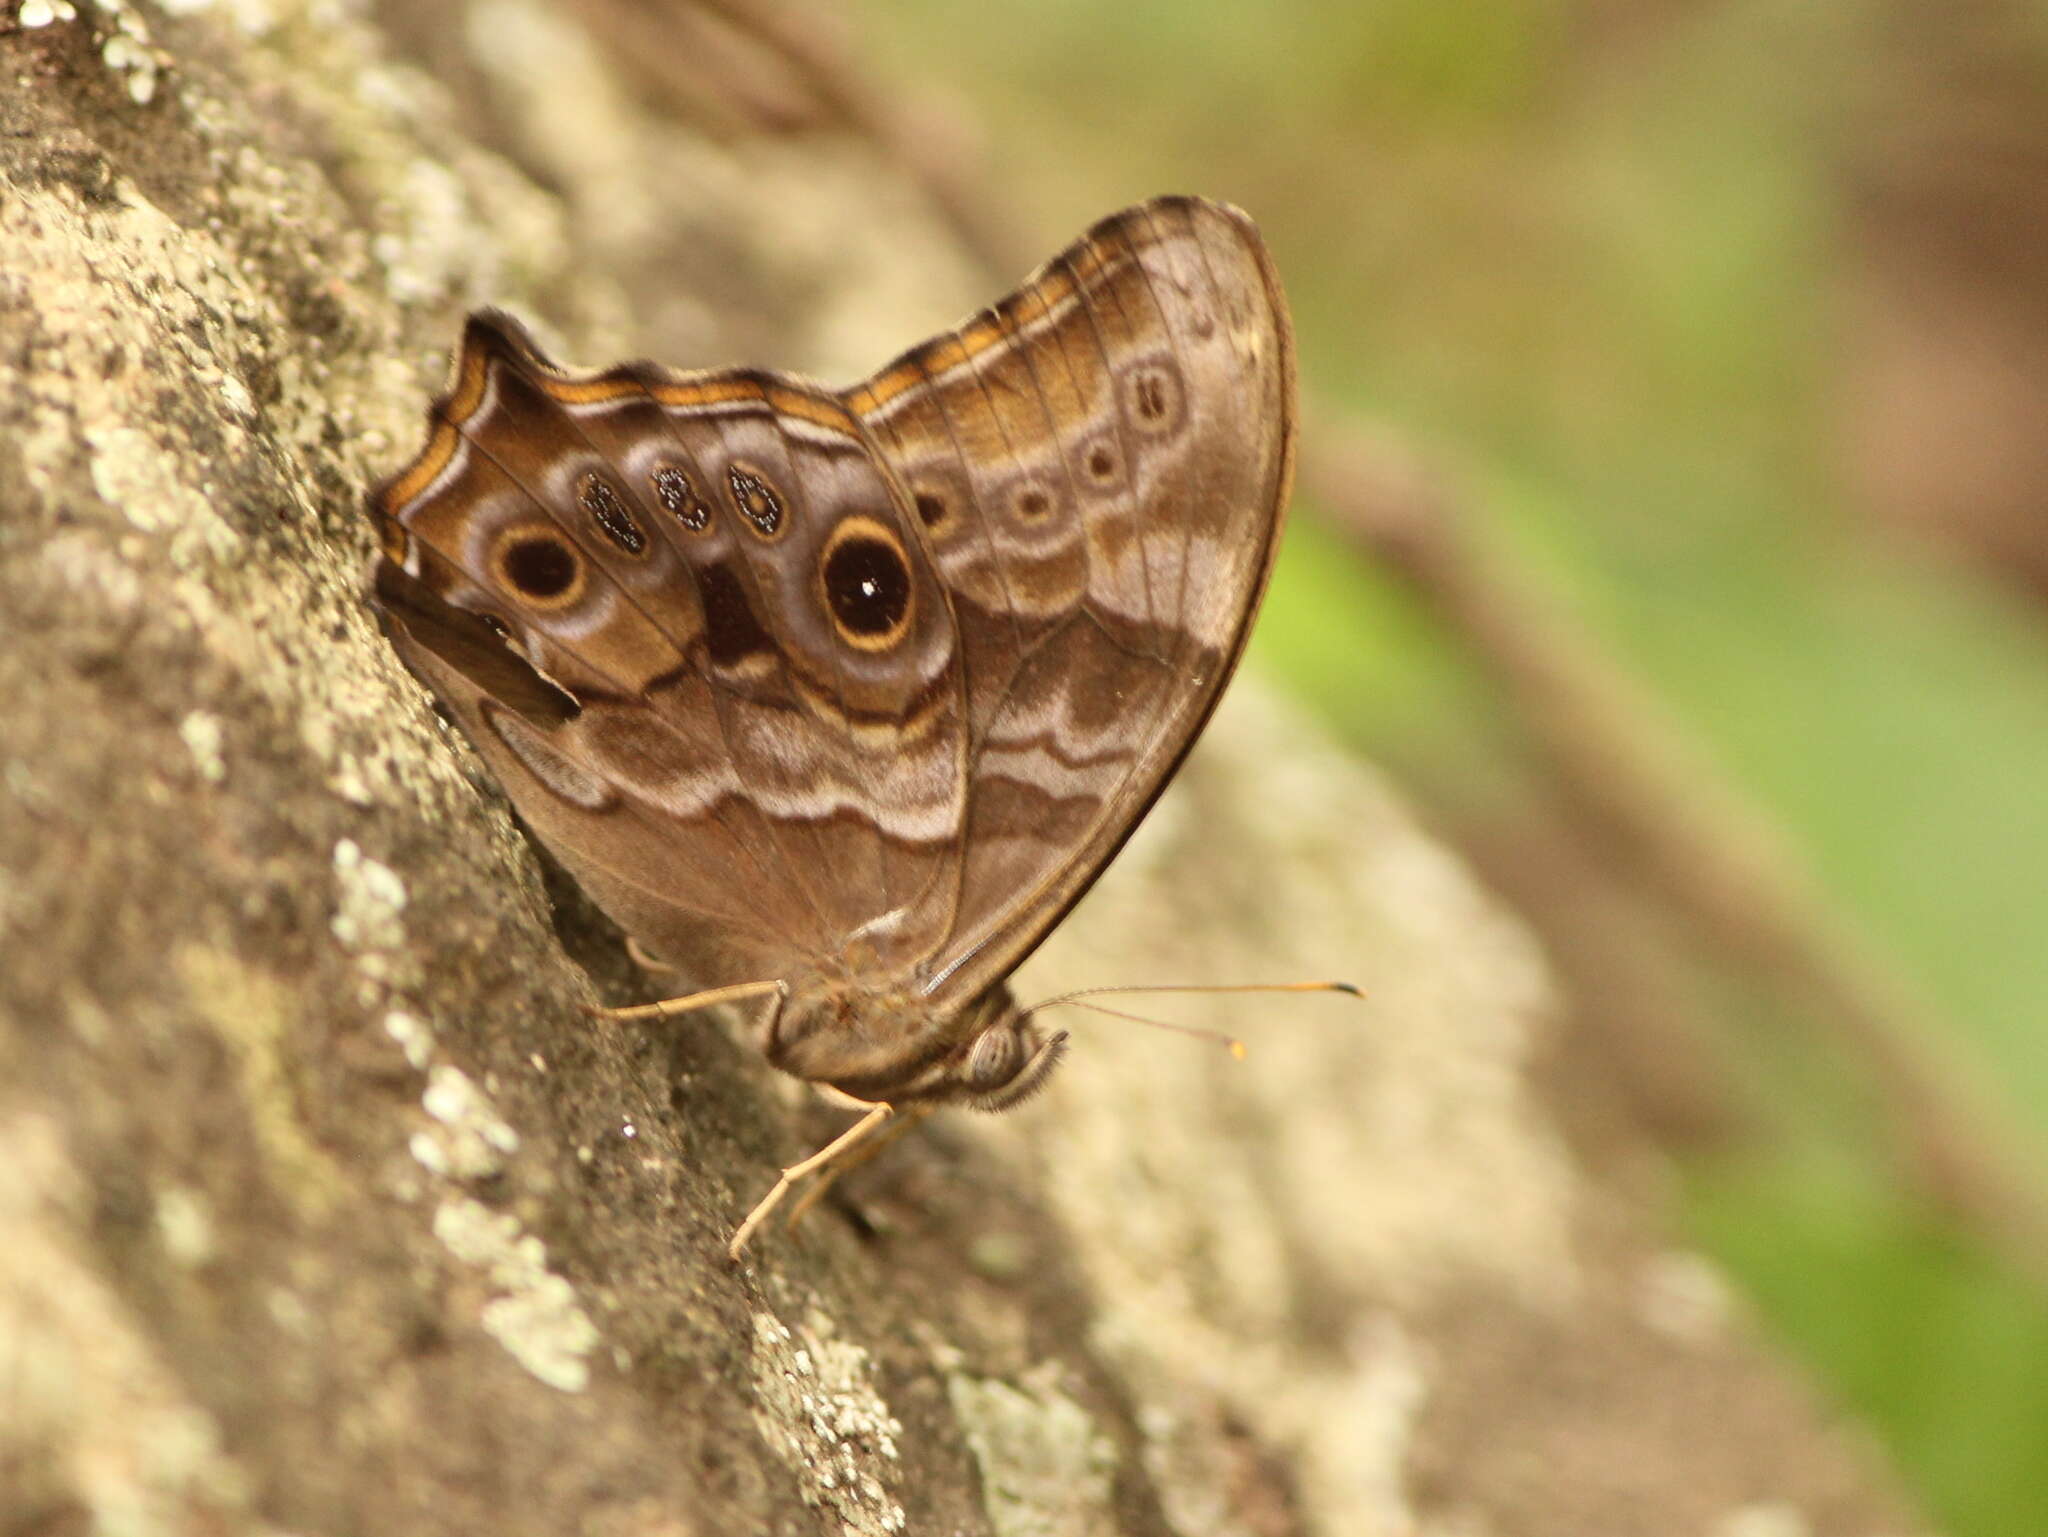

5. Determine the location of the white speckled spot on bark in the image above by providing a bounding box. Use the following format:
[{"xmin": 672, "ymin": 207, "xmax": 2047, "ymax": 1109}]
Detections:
[
  {"xmin": 154, "ymin": 1185, "xmax": 218, "ymax": 1267},
  {"xmin": 433, "ymin": 1197, "xmax": 599, "ymax": 1393},
  {"xmin": 416, "ymin": 1063, "xmax": 521, "ymax": 1177},
  {"xmin": 20, "ymin": 0, "xmax": 79, "ymax": 27},
  {"xmin": 946, "ymin": 1366, "xmax": 1119, "ymax": 1537},
  {"xmin": 330, "ymin": 837, "xmax": 407, "ymax": 950},
  {"xmin": 179, "ymin": 710, "xmax": 226, "ymax": 783},
  {"xmin": 750, "ymin": 1312, "xmax": 906, "ymax": 1536},
  {"xmin": 383, "ymin": 1009, "xmax": 434, "ymax": 1071}
]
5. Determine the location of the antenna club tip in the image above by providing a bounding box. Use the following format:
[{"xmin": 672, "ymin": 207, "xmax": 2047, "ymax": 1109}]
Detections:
[{"xmin": 1331, "ymin": 981, "xmax": 1363, "ymax": 996}]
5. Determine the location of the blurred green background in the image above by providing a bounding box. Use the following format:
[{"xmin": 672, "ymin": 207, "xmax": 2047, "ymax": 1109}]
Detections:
[{"xmin": 860, "ymin": 3, "xmax": 2048, "ymax": 1533}]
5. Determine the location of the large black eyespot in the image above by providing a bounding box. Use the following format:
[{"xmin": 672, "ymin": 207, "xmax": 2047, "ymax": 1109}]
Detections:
[
  {"xmin": 818, "ymin": 517, "xmax": 913, "ymax": 650},
  {"xmin": 727, "ymin": 464, "xmax": 784, "ymax": 537},
  {"xmin": 578, "ymin": 471, "xmax": 646, "ymax": 554},
  {"xmin": 652, "ymin": 463, "xmax": 709, "ymax": 532},
  {"xmin": 496, "ymin": 530, "xmax": 582, "ymax": 605}
]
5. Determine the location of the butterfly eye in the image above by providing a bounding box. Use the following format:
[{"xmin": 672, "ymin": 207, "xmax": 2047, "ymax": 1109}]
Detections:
[
  {"xmin": 494, "ymin": 527, "xmax": 585, "ymax": 608},
  {"xmin": 968, "ymin": 1027, "xmax": 1069, "ymax": 1110},
  {"xmin": 960, "ymin": 1023, "xmax": 1023, "ymax": 1093},
  {"xmin": 578, "ymin": 471, "xmax": 647, "ymax": 555},
  {"xmin": 818, "ymin": 517, "xmax": 915, "ymax": 651}
]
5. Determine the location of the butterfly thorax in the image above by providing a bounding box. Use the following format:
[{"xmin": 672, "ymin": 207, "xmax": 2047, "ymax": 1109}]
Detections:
[{"xmin": 765, "ymin": 973, "xmax": 1068, "ymax": 1112}]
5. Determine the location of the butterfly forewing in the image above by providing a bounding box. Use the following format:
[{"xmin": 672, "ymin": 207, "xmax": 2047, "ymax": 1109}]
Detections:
[{"xmin": 371, "ymin": 317, "xmax": 972, "ymax": 988}]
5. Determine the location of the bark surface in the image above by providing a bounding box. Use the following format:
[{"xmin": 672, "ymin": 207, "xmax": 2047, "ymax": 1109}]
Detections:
[{"xmin": 0, "ymin": 4, "xmax": 1924, "ymax": 1534}]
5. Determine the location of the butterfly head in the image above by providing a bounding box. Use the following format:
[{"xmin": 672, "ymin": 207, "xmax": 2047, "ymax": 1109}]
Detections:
[{"xmin": 766, "ymin": 977, "xmax": 1068, "ymax": 1112}]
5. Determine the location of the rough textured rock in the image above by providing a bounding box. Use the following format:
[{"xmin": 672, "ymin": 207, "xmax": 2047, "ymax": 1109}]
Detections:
[{"xmin": 0, "ymin": 3, "xmax": 1927, "ymax": 1534}]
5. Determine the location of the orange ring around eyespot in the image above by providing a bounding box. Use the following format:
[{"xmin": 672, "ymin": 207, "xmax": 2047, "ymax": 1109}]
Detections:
[{"xmin": 816, "ymin": 515, "xmax": 916, "ymax": 654}]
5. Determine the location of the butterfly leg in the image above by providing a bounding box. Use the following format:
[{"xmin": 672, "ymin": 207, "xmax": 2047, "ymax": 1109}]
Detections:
[
  {"xmin": 624, "ymin": 937, "xmax": 678, "ymax": 974},
  {"xmin": 594, "ymin": 978, "xmax": 787, "ymax": 1024},
  {"xmin": 728, "ymin": 1101, "xmax": 895, "ymax": 1261},
  {"xmin": 783, "ymin": 1103, "xmax": 934, "ymax": 1233}
]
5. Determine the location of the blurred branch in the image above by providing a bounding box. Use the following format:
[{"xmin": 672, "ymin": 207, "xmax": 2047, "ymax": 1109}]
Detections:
[
  {"xmin": 1449, "ymin": 800, "xmax": 1743, "ymax": 1155},
  {"xmin": 561, "ymin": 0, "xmax": 826, "ymax": 134},
  {"xmin": 567, "ymin": 0, "xmax": 1021, "ymax": 272},
  {"xmin": 1303, "ymin": 416, "xmax": 2048, "ymax": 1284},
  {"xmin": 694, "ymin": 0, "xmax": 1020, "ymax": 271}
]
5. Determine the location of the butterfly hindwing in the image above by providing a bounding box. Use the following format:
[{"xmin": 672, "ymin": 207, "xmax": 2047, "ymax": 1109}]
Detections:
[{"xmin": 849, "ymin": 196, "xmax": 1296, "ymax": 1003}]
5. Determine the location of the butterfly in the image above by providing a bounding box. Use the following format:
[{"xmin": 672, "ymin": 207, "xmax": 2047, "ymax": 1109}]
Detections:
[{"xmin": 368, "ymin": 196, "xmax": 1296, "ymax": 1256}]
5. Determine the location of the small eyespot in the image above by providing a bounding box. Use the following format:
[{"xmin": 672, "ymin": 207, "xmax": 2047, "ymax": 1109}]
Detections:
[
  {"xmin": 1124, "ymin": 360, "xmax": 1185, "ymax": 435},
  {"xmin": 1012, "ymin": 485, "xmax": 1052, "ymax": 521},
  {"xmin": 914, "ymin": 491, "xmax": 946, "ymax": 528},
  {"xmin": 818, "ymin": 517, "xmax": 914, "ymax": 651},
  {"xmin": 651, "ymin": 463, "xmax": 709, "ymax": 533},
  {"xmin": 1080, "ymin": 437, "xmax": 1123, "ymax": 488},
  {"xmin": 578, "ymin": 471, "xmax": 646, "ymax": 554},
  {"xmin": 727, "ymin": 464, "xmax": 784, "ymax": 537},
  {"xmin": 497, "ymin": 532, "xmax": 582, "ymax": 605}
]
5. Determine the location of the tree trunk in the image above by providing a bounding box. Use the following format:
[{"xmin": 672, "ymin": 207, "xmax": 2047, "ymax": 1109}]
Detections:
[{"xmin": 0, "ymin": 4, "xmax": 1925, "ymax": 1534}]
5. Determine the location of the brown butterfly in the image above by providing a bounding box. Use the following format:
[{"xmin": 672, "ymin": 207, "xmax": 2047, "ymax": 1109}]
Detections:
[{"xmin": 369, "ymin": 196, "xmax": 1296, "ymax": 1256}]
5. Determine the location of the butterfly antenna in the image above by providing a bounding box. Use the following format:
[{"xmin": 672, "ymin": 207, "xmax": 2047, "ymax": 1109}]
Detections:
[
  {"xmin": 1047, "ymin": 998, "xmax": 1251, "ymax": 1058},
  {"xmin": 1030, "ymin": 979, "xmax": 1364, "ymax": 1061},
  {"xmin": 1032, "ymin": 979, "xmax": 1362, "ymax": 1008}
]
